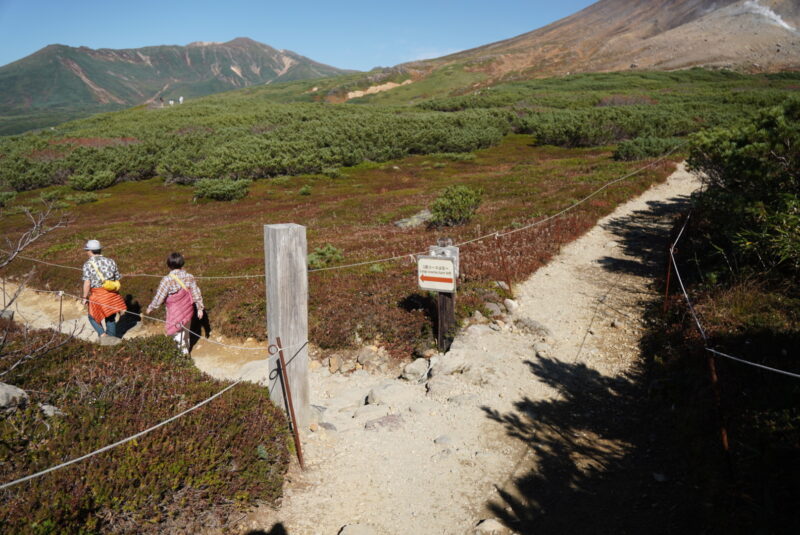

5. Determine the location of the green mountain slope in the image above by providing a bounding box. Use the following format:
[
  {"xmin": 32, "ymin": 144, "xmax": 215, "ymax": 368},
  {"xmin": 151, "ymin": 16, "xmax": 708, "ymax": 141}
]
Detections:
[{"xmin": 0, "ymin": 37, "xmax": 353, "ymax": 135}]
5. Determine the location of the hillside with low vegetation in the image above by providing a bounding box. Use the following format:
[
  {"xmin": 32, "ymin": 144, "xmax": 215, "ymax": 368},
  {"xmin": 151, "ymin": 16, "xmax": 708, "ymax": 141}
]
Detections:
[
  {"xmin": 1, "ymin": 69, "xmax": 799, "ymax": 357},
  {"xmin": 0, "ymin": 325, "xmax": 290, "ymax": 533}
]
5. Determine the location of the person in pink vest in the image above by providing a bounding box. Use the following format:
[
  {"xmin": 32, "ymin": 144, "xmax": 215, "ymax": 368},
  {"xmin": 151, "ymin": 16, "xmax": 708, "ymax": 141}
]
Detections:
[{"xmin": 145, "ymin": 252, "xmax": 204, "ymax": 355}]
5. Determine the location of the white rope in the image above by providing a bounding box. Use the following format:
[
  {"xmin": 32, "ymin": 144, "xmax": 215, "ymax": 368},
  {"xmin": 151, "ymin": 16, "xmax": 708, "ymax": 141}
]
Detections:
[
  {"xmin": 53, "ymin": 290, "xmax": 269, "ymax": 352},
  {"xmin": 706, "ymin": 348, "xmax": 800, "ymax": 380},
  {"xmin": 669, "ymin": 213, "xmax": 800, "ymax": 381},
  {"xmin": 0, "ymin": 379, "xmax": 243, "ymax": 491}
]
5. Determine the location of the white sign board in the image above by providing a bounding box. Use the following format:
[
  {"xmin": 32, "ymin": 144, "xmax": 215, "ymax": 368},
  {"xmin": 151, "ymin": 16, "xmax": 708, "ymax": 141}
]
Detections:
[{"xmin": 418, "ymin": 256, "xmax": 456, "ymax": 292}]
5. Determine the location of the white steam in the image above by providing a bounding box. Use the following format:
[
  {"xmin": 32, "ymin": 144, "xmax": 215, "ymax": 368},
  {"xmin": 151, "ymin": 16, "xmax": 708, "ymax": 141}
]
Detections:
[{"xmin": 735, "ymin": 0, "xmax": 796, "ymax": 31}]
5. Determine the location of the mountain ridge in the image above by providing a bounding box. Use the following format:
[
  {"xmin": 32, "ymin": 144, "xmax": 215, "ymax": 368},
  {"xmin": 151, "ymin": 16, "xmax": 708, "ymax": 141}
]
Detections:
[
  {"xmin": 0, "ymin": 37, "xmax": 352, "ymax": 129},
  {"xmin": 403, "ymin": 0, "xmax": 800, "ymax": 82}
]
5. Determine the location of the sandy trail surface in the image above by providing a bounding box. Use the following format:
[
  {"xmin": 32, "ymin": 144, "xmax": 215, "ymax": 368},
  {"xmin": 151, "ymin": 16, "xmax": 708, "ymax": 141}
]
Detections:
[{"xmin": 3, "ymin": 164, "xmax": 699, "ymax": 534}]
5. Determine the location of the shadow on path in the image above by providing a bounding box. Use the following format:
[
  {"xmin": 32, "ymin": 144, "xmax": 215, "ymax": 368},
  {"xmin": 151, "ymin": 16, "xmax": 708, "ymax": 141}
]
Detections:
[{"xmin": 482, "ymin": 191, "xmax": 703, "ymax": 533}]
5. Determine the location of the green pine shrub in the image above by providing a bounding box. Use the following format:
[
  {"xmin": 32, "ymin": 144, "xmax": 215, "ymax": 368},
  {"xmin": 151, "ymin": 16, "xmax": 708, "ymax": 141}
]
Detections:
[
  {"xmin": 429, "ymin": 185, "xmax": 483, "ymax": 227},
  {"xmin": 64, "ymin": 192, "xmax": 99, "ymax": 204},
  {"xmin": 193, "ymin": 178, "xmax": 251, "ymax": 201},
  {"xmin": 68, "ymin": 170, "xmax": 117, "ymax": 191},
  {"xmin": 0, "ymin": 327, "xmax": 290, "ymax": 534},
  {"xmin": 688, "ymin": 98, "xmax": 800, "ymax": 273},
  {"xmin": 613, "ymin": 137, "xmax": 682, "ymax": 160},
  {"xmin": 307, "ymin": 244, "xmax": 344, "ymax": 269},
  {"xmin": 0, "ymin": 191, "xmax": 16, "ymax": 207}
]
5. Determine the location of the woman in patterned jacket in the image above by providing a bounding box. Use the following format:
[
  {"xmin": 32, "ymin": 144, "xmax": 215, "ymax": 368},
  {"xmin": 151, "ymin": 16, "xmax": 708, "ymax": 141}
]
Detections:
[{"xmin": 145, "ymin": 252, "xmax": 204, "ymax": 355}]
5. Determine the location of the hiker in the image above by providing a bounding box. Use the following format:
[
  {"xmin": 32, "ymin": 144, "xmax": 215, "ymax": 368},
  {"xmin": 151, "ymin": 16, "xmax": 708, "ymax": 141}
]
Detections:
[
  {"xmin": 145, "ymin": 252, "xmax": 204, "ymax": 355},
  {"xmin": 81, "ymin": 239, "xmax": 126, "ymax": 341}
]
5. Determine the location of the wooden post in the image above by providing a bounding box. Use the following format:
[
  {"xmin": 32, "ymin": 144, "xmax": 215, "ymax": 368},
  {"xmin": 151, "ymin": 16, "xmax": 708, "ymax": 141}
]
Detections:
[
  {"xmin": 437, "ymin": 292, "xmax": 455, "ymax": 352},
  {"xmin": 264, "ymin": 224, "xmax": 309, "ymax": 427}
]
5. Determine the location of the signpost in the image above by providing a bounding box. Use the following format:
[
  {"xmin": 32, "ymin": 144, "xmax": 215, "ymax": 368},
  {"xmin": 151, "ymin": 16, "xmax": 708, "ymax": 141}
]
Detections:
[{"xmin": 418, "ymin": 239, "xmax": 459, "ymax": 352}]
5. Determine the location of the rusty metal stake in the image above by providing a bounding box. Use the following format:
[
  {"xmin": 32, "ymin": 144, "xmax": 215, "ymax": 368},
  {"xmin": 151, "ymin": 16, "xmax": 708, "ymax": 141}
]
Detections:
[
  {"xmin": 663, "ymin": 246, "xmax": 674, "ymax": 313},
  {"xmin": 276, "ymin": 336, "xmax": 305, "ymax": 470}
]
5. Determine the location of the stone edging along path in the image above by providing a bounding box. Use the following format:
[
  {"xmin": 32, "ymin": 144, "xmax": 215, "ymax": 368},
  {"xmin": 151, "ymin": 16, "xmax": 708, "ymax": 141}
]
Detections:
[{"xmin": 4, "ymin": 163, "xmax": 700, "ymax": 534}]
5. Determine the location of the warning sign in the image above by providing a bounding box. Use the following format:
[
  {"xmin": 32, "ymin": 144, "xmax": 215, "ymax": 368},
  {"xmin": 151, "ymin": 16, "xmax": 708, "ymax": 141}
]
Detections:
[{"xmin": 417, "ymin": 256, "xmax": 456, "ymax": 292}]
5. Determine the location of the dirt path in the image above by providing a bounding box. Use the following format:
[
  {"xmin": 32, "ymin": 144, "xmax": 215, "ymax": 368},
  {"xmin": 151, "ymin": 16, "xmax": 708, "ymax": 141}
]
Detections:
[{"xmin": 4, "ymin": 163, "xmax": 699, "ymax": 534}]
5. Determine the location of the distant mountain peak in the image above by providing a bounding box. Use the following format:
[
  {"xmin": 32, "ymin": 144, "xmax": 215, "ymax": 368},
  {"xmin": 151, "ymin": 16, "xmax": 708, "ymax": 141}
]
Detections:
[
  {"xmin": 0, "ymin": 38, "xmax": 352, "ymax": 133},
  {"xmin": 413, "ymin": 0, "xmax": 800, "ymax": 79}
]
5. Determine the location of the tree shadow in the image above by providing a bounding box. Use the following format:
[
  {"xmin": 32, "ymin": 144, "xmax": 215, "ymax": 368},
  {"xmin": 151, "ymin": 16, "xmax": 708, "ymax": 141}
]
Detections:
[
  {"xmin": 483, "ymin": 356, "xmax": 701, "ymax": 534},
  {"xmin": 187, "ymin": 305, "xmax": 212, "ymax": 352},
  {"xmin": 116, "ymin": 294, "xmax": 141, "ymax": 338},
  {"xmin": 480, "ymin": 189, "xmax": 705, "ymax": 533},
  {"xmin": 597, "ymin": 195, "xmax": 693, "ymax": 278},
  {"xmin": 245, "ymin": 523, "xmax": 288, "ymax": 535}
]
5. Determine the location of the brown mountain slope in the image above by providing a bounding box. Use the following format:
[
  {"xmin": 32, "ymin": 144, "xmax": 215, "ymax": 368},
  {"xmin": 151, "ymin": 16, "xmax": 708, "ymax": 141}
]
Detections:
[{"xmin": 410, "ymin": 0, "xmax": 800, "ymax": 79}]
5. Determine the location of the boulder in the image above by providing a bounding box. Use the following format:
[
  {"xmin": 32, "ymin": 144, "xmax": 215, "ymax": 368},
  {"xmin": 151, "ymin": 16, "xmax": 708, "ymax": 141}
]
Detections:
[
  {"xmin": 394, "ymin": 209, "xmax": 433, "ymax": 229},
  {"xmin": 484, "ymin": 302, "xmax": 504, "ymax": 317},
  {"xmin": 356, "ymin": 347, "xmax": 380, "ymax": 365},
  {"xmin": 503, "ymin": 298, "xmax": 519, "ymax": 314},
  {"xmin": 328, "ymin": 355, "xmax": 342, "ymax": 373},
  {"xmin": 430, "ymin": 354, "xmax": 470, "ymax": 376},
  {"xmin": 494, "ymin": 281, "xmax": 510, "ymax": 292},
  {"xmin": 364, "ymin": 414, "xmax": 404, "ymax": 431},
  {"xmin": 514, "ymin": 317, "xmax": 553, "ymax": 338},
  {"xmin": 471, "ymin": 310, "xmax": 487, "ymax": 323},
  {"xmin": 99, "ymin": 335, "xmax": 121, "ymax": 346},
  {"xmin": 466, "ymin": 324, "xmax": 494, "ymax": 337},
  {"xmin": 0, "ymin": 383, "xmax": 28, "ymax": 411},
  {"xmin": 402, "ymin": 358, "xmax": 430, "ymax": 382},
  {"xmin": 426, "ymin": 376, "xmax": 462, "ymax": 400},
  {"xmin": 39, "ymin": 403, "xmax": 65, "ymax": 418},
  {"xmin": 366, "ymin": 382, "xmax": 415, "ymax": 409}
]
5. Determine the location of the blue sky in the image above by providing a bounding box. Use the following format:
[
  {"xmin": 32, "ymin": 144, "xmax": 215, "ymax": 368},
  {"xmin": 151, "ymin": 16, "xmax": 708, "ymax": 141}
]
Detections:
[{"xmin": 0, "ymin": 0, "xmax": 596, "ymax": 70}]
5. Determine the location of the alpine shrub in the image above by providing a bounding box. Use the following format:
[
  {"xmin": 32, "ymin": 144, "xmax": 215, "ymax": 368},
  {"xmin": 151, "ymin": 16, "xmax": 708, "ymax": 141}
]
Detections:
[
  {"xmin": 68, "ymin": 170, "xmax": 116, "ymax": 191},
  {"xmin": 0, "ymin": 191, "xmax": 16, "ymax": 207},
  {"xmin": 307, "ymin": 244, "xmax": 344, "ymax": 269},
  {"xmin": 429, "ymin": 185, "xmax": 483, "ymax": 227},
  {"xmin": 614, "ymin": 137, "xmax": 682, "ymax": 161},
  {"xmin": 194, "ymin": 178, "xmax": 251, "ymax": 201}
]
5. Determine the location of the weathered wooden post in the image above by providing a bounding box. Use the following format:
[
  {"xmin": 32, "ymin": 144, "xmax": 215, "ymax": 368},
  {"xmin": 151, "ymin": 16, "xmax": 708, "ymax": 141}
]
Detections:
[
  {"xmin": 264, "ymin": 224, "xmax": 310, "ymax": 427},
  {"xmin": 418, "ymin": 238, "xmax": 459, "ymax": 353}
]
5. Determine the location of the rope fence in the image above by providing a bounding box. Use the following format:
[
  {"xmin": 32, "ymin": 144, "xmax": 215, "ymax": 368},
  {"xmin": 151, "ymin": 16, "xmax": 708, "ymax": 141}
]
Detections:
[
  {"xmin": 0, "ymin": 379, "xmax": 244, "ymax": 491},
  {"xmin": 0, "ymin": 143, "xmax": 690, "ymax": 492},
  {"xmin": 668, "ymin": 213, "xmax": 799, "ymax": 381}
]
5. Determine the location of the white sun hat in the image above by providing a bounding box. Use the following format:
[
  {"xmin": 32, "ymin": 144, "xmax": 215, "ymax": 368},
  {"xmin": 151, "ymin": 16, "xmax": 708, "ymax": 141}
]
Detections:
[{"xmin": 83, "ymin": 239, "xmax": 101, "ymax": 251}]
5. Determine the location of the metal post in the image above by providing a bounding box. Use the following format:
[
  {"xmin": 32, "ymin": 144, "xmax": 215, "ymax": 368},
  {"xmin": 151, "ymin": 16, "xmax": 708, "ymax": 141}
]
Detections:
[
  {"xmin": 58, "ymin": 291, "xmax": 63, "ymax": 331},
  {"xmin": 663, "ymin": 247, "xmax": 673, "ymax": 313},
  {"xmin": 264, "ymin": 223, "xmax": 310, "ymax": 427},
  {"xmin": 277, "ymin": 336, "xmax": 305, "ymax": 470}
]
